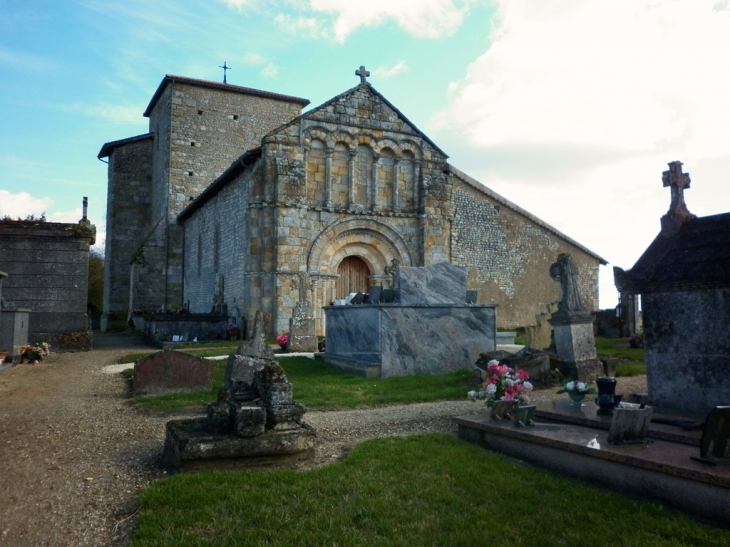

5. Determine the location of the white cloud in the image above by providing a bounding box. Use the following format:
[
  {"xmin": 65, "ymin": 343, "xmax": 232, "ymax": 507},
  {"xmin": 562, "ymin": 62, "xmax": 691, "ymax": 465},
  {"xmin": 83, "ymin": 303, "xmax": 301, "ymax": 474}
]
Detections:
[
  {"xmin": 373, "ymin": 60, "xmax": 409, "ymax": 79},
  {"xmin": 275, "ymin": 13, "xmax": 326, "ymax": 39},
  {"xmin": 437, "ymin": 0, "xmax": 730, "ymax": 155},
  {"xmin": 0, "ymin": 191, "xmax": 53, "ymax": 219},
  {"xmin": 434, "ymin": 0, "xmax": 730, "ymax": 308},
  {"xmin": 273, "ymin": 0, "xmax": 472, "ymax": 42}
]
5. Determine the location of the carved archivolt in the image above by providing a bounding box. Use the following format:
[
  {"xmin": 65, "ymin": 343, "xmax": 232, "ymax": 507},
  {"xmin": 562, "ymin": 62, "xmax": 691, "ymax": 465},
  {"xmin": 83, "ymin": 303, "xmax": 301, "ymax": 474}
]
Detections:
[
  {"xmin": 307, "ymin": 218, "xmax": 413, "ymax": 275},
  {"xmin": 302, "ymin": 127, "xmax": 422, "ymax": 159}
]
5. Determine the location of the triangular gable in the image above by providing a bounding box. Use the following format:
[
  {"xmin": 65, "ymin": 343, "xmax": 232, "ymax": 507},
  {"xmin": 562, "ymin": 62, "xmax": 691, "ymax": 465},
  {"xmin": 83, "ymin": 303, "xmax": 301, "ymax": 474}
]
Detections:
[{"xmin": 265, "ymin": 83, "xmax": 449, "ymax": 158}]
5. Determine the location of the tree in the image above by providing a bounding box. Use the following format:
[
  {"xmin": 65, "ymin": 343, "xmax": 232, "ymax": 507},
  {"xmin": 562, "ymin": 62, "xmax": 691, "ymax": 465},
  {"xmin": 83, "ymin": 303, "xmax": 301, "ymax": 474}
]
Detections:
[{"xmin": 88, "ymin": 249, "xmax": 104, "ymax": 314}]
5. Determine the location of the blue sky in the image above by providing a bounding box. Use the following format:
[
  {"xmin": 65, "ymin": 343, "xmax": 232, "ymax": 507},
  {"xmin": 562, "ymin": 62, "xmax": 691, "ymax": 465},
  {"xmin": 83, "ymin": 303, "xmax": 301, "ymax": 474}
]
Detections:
[{"xmin": 2, "ymin": 0, "xmax": 730, "ymax": 309}]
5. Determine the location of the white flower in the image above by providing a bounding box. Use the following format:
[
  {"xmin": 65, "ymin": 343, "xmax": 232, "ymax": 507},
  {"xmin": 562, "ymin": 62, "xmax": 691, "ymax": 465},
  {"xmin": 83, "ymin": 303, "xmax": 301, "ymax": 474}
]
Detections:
[
  {"xmin": 576, "ymin": 382, "xmax": 587, "ymax": 392},
  {"xmin": 487, "ymin": 360, "xmax": 500, "ymax": 367},
  {"xmin": 566, "ymin": 381, "xmax": 575, "ymax": 391},
  {"xmin": 486, "ymin": 384, "xmax": 497, "ymax": 394},
  {"xmin": 505, "ymin": 378, "xmax": 514, "ymax": 387},
  {"xmin": 467, "ymin": 390, "xmax": 477, "ymax": 399},
  {"xmin": 523, "ymin": 381, "xmax": 533, "ymax": 391}
]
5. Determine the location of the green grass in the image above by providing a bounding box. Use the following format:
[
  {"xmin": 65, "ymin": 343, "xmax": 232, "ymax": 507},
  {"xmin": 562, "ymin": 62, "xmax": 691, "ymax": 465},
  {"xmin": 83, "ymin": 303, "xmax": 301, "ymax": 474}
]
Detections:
[
  {"xmin": 594, "ymin": 337, "xmax": 646, "ymax": 377},
  {"xmin": 130, "ymin": 356, "xmax": 474, "ymax": 413},
  {"xmin": 131, "ymin": 434, "xmax": 728, "ymax": 547}
]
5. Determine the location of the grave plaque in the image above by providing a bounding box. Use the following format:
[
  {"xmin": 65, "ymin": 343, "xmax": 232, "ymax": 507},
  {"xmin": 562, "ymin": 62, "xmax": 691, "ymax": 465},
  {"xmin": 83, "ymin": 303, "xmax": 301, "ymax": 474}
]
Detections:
[
  {"xmin": 607, "ymin": 403, "xmax": 653, "ymax": 444},
  {"xmin": 691, "ymin": 406, "xmax": 730, "ymax": 465},
  {"xmin": 513, "ymin": 405, "xmax": 536, "ymax": 427}
]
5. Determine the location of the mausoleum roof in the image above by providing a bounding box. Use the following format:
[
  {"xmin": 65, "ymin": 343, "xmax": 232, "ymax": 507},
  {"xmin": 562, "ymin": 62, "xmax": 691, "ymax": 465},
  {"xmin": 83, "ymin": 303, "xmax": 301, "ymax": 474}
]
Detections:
[
  {"xmin": 143, "ymin": 75, "xmax": 310, "ymax": 118},
  {"xmin": 615, "ymin": 212, "xmax": 730, "ymax": 294}
]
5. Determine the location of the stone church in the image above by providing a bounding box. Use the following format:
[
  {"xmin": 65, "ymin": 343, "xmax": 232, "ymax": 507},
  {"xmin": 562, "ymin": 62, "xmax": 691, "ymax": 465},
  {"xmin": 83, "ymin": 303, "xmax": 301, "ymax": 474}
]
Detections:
[{"xmin": 99, "ymin": 68, "xmax": 606, "ymax": 336}]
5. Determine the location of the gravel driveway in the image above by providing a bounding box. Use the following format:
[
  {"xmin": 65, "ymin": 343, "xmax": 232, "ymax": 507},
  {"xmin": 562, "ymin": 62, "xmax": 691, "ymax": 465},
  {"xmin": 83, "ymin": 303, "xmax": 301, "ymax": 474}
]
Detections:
[{"xmin": 0, "ymin": 334, "xmax": 647, "ymax": 546}]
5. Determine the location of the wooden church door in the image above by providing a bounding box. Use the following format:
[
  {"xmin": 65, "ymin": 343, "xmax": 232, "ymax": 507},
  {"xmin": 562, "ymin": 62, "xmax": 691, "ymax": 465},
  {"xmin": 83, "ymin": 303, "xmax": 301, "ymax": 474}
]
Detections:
[{"xmin": 336, "ymin": 256, "xmax": 370, "ymax": 298}]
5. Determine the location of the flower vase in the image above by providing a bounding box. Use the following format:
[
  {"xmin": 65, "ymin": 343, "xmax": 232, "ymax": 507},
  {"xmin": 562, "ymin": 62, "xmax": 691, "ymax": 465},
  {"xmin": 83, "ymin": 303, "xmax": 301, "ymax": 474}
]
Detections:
[{"xmin": 569, "ymin": 392, "xmax": 586, "ymax": 408}]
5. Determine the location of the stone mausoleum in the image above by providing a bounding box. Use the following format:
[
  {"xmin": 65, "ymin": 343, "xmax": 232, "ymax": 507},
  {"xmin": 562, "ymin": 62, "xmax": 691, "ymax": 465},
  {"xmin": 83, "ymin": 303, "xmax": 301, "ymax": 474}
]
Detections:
[
  {"xmin": 614, "ymin": 161, "xmax": 730, "ymax": 416},
  {"xmin": 100, "ymin": 68, "xmax": 606, "ymax": 336}
]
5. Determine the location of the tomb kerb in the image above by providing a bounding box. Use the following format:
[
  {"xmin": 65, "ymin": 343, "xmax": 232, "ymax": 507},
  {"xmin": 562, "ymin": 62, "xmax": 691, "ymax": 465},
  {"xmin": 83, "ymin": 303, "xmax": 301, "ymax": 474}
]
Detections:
[{"xmin": 548, "ymin": 253, "xmax": 603, "ymax": 381}]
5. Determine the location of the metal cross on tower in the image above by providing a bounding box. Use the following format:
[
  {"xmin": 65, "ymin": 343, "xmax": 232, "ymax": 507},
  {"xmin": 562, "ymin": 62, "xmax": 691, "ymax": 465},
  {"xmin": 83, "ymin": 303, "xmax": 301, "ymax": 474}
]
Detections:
[
  {"xmin": 219, "ymin": 62, "xmax": 231, "ymax": 84},
  {"xmin": 355, "ymin": 65, "xmax": 370, "ymax": 84}
]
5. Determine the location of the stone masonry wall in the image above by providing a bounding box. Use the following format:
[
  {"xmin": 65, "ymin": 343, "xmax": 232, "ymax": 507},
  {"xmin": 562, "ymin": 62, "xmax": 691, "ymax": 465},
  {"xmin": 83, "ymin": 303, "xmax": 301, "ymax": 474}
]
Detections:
[
  {"xmin": 451, "ymin": 179, "xmax": 600, "ymax": 327},
  {"xmin": 0, "ymin": 221, "xmax": 95, "ymax": 349},
  {"xmin": 103, "ymin": 137, "xmax": 154, "ymax": 318},
  {"xmin": 105, "ymin": 79, "xmax": 305, "ymax": 318}
]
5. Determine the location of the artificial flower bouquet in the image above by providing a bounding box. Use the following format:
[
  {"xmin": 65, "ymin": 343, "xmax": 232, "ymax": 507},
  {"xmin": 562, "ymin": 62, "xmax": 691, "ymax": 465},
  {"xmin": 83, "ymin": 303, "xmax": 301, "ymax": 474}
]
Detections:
[
  {"xmin": 556, "ymin": 379, "xmax": 597, "ymax": 395},
  {"xmin": 468, "ymin": 360, "xmax": 533, "ymax": 406}
]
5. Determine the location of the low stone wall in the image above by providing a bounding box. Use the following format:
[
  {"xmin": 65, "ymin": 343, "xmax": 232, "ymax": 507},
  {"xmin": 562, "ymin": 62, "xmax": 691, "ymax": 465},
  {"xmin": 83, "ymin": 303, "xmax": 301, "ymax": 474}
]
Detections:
[{"xmin": 143, "ymin": 314, "xmax": 229, "ymax": 344}]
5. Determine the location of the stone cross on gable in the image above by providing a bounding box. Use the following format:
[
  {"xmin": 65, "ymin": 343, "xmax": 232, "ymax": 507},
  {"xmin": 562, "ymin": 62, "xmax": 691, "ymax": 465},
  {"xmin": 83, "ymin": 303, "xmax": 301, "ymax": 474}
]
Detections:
[
  {"xmin": 661, "ymin": 160, "xmax": 696, "ymax": 231},
  {"xmin": 355, "ymin": 65, "xmax": 370, "ymax": 84},
  {"xmin": 662, "ymin": 161, "xmax": 691, "ymax": 212}
]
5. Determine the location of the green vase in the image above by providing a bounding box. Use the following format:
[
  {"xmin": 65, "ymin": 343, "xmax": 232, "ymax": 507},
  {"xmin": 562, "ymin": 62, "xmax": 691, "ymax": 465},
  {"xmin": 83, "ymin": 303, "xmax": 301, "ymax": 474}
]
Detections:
[{"xmin": 569, "ymin": 392, "xmax": 586, "ymax": 408}]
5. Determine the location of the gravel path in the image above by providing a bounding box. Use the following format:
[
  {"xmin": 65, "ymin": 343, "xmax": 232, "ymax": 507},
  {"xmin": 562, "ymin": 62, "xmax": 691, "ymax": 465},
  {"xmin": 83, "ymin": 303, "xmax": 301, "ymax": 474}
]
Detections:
[{"xmin": 0, "ymin": 336, "xmax": 647, "ymax": 546}]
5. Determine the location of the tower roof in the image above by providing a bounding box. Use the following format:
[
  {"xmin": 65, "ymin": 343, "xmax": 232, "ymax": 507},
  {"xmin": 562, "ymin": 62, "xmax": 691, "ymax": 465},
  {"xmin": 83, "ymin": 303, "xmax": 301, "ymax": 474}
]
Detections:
[{"xmin": 142, "ymin": 74, "xmax": 310, "ymax": 118}]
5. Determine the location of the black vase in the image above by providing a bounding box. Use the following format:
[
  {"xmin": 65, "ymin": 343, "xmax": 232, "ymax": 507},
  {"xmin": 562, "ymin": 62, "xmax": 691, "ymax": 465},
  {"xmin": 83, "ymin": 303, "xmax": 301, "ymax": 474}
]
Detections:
[{"xmin": 596, "ymin": 376, "xmax": 621, "ymax": 416}]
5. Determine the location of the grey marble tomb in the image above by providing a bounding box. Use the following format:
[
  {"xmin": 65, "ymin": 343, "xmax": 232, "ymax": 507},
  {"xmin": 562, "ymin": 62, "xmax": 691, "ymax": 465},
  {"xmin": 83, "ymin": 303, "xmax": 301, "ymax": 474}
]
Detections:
[{"xmin": 319, "ymin": 263, "xmax": 496, "ymax": 378}]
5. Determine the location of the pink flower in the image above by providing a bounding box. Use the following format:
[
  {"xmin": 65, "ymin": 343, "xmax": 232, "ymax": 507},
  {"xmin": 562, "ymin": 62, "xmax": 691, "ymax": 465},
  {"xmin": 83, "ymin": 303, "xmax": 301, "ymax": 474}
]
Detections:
[
  {"xmin": 516, "ymin": 369, "xmax": 530, "ymax": 381},
  {"xmin": 515, "ymin": 384, "xmax": 525, "ymax": 394},
  {"xmin": 496, "ymin": 365, "xmax": 512, "ymax": 377}
]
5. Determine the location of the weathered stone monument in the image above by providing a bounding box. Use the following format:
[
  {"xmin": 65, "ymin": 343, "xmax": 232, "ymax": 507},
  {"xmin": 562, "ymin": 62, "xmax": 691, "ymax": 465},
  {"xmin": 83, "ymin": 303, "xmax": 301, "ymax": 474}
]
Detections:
[
  {"xmin": 320, "ymin": 262, "xmax": 496, "ymax": 378},
  {"xmin": 548, "ymin": 253, "xmax": 603, "ymax": 381},
  {"xmin": 163, "ymin": 311, "xmax": 316, "ymax": 470},
  {"xmin": 288, "ymin": 272, "xmax": 318, "ymax": 352}
]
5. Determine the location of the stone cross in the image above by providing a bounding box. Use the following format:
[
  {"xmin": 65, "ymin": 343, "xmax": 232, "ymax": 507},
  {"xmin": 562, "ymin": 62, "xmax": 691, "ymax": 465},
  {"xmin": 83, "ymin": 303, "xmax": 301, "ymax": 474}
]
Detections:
[
  {"xmin": 290, "ymin": 272, "xmax": 315, "ymax": 317},
  {"xmin": 355, "ymin": 65, "xmax": 370, "ymax": 84},
  {"xmin": 662, "ymin": 161, "xmax": 692, "ymax": 217},
  {"xmin": 219, "ymin": 61, "xmax": 231, "ymax": 84},
  {"xmin": 549, "ymin": 253, "xmax": 588, "ymax": 318}
]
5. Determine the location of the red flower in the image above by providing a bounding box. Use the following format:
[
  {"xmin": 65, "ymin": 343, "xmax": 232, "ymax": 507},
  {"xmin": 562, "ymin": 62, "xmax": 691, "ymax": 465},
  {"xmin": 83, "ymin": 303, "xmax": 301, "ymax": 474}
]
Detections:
[{"xmin": 517, "ymin": 369, "xmax": 530, "ymax": 381}]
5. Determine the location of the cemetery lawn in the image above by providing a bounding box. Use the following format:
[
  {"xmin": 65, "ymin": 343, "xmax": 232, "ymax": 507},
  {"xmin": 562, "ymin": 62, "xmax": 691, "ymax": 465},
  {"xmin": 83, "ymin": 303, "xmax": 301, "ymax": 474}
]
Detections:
[
  {"xmin": 131, "ymin": 434, "xmax": 728, "ymax": 547},
  {"xmin": 130, "ymin": 356, "xmax": 474, "ymax": 413},
  {"xmin": 594, "ymin": 337, "xmax": 646, "ymax": 376}
]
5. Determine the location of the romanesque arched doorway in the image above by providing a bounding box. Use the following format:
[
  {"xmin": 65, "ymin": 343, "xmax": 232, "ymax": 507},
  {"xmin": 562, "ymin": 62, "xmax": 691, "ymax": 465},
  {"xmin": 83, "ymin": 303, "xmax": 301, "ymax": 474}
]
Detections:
[{"xmin": 336, "ymin": 256, "xmax": 370, "ymax": 298}]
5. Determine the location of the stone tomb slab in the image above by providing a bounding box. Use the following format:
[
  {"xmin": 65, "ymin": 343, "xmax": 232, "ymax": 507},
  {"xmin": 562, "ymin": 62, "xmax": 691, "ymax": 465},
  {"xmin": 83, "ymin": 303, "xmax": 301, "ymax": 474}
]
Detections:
[
  {"xmin": 133, "ymin": 348, "xmax": 213, "ymax": 396},
  {"xmin": 454, "ymin": 412, "xmax": 730, "ymax": 526},
  {"xmin": 397, "ymin": 262, "xmax": 467, "ymax": 305},
  {"xmin": 164, "ymin": 417, "xmax": 316, "ymax": 471}
]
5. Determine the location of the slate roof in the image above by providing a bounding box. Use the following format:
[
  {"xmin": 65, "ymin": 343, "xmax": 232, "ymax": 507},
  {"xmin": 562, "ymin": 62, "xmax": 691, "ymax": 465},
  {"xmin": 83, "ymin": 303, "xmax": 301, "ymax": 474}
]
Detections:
[
  {"xmin": 97, "ymin": 133, "xmax": 153, "ymax": 159},
  {"xmin": 615, "ymin": 212, "xmax": 730, "ymax": 294},
  {"xmin": 143, "ymin": 75, "xmax": 310, "ymax": 118},
  {"xmin": 177, "ymin": 148, "xmax": 262, "ymax": 223}
]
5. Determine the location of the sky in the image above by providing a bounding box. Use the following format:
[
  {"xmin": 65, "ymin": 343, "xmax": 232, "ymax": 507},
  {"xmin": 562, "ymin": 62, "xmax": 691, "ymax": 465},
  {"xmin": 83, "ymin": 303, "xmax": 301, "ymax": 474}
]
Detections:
[{"xmin": 1, "ymin": 0, "xmax": 729, "ymax": 310}]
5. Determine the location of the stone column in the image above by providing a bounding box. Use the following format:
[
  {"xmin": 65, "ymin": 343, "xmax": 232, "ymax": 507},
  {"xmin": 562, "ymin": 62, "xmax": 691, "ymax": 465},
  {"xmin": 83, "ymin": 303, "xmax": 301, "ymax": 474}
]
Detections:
[
  {"xmin": 370, "ymin": 155, "xmax": 379, "ymax": 211},
  {"xmin": 348, "ymin": 151, "xmax": 356, "ymax": 210},
  {"xmin": 324, "ymin": 148, "xmax": 333, "ymax": 208},
  {"xmin": 392, "ymin": 159, "xmax": 400, "ymax": 213}
]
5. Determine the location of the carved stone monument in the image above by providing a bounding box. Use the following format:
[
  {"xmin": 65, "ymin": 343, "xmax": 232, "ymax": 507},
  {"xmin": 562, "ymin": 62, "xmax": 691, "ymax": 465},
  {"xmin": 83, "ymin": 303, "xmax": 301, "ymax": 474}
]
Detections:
[
  {"xmin": 548, "ymin": 253, "xmax": 603, "ymax": 381},
  {"xmin": 288, "ymin": 272, "xmax": 318, "ymax": 352},
  {"xmin": 163, "ymin": 311, "xmax": 316, "ymax": 471}
]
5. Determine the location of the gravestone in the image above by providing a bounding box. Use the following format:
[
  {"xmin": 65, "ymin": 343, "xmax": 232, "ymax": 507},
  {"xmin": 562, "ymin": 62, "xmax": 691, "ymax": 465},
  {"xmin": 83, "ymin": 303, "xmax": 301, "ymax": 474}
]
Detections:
[
  {"xmin": 133, "ymin": 349, "xmax": 213, "ymax": 396},
  {"xmin": 368, "ymin": 285, "xmax": 382, "ymax": 304},
  {"xmin": 692, "ymin": 406, "xmax": 730, "ymax": 465},
  {"xmin": 287, "ymin": 272, "xmax": 318, "ymax": 352},
  {"xmin": 163, "ymin": 310, "xmax": 316, "ymax": 470},
  {"xmin": 548, "ymin": 253, "xmax": 603, "ymax": 381}
]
